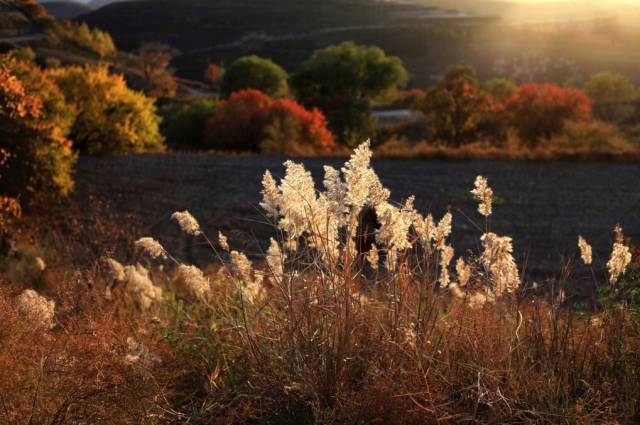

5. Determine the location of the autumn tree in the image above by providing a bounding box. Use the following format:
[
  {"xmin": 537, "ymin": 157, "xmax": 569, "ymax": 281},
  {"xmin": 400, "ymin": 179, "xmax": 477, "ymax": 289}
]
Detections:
[
  {"xmin": 48, "ymin": 65, "xmax": 165, "ymax": 154},
  {"xmin": 0, "ymin": 59, "xmax": 76, "ymax": 205},
  {"xmin": 416, "ymin": 65, "xmax": 505, "ymax": 146},
  {"xmin": 260, "ymin": 98, "xmax": 335, "ymax": 155},
  {"xmin": 204, "ymin": 89, "xmax": 334, "ymax": 154},
  {"xmin": 291, "ymin": 42, "xmax": 408, "ymax": 146},
  {"xmin": 136, "ymin": 42, "xmax": 178, "ymax": 99},
  {"xmin": 222, "ymin": 55, "xmax": 288, "ymax": 98},
  {"xmin": 505, "ymin": 83, "xmax": 593, "ymax": 146}
]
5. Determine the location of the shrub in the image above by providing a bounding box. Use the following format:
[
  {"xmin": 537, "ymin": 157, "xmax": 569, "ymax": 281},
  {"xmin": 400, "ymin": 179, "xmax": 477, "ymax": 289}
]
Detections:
[
  {"xmin": 48, "ymin": 65, "xmax": 165, "ymax": 154},
  {"xmin": 415, "ymin": 66, "xmax": 506, "ymax": 146},
  {"xmin": 505, "ymin": 83, "xmax": 592, "ymax": 146},
  {"xmin": 164, "ymin": 98, "xmax": 217, "ymax": 149},
  {"xmin": 585, "ymin": 72, "xmax": 638, "ymax": 124},
  {"xmin": 0, "ymin": 60, "xmax": 76, "ymax": 203},
  {"xmin": 204, "ymin": 89, "xmax": 335, "ymax": 154},
  {"xmin": 222, "ymin": 55, "xmax": 288, "ymax": 98},
  {"xmin": 260, "ymin": 98, "xmax": 336, "ymax": 155},
  {"xmin": 204, "ymin": 89, "xmax": 272, "ymax": 151}
]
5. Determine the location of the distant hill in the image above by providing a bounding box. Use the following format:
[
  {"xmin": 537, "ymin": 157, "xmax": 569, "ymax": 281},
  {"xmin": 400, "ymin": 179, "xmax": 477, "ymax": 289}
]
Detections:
[
  {"xmin": 40, "ymin": 1, "xmax": 92, "ymax": 18},
  {"xmin": 79, "ymin": 0, "xmax": 496, "ymax": 85},
  {"xmin": 87, "ymin": 0, "xmax": 131, "ymax": 9}
]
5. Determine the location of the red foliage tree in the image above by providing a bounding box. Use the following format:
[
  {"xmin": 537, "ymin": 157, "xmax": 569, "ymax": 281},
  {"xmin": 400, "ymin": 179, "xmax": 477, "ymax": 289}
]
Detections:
[
  {"xmin": 204, "ymin": 89, "xmax": 335, "ymax": 153},
  {"xmin": 505, "ymin": 83, "xmax": 593, "ymax": 146},
  {"xmin": 265, "ymin": 98, "xmax": 335, "ymax": 152},
  {"xmin": 416, "ymin": 77, "xmax": 506, "ymax": 147}
]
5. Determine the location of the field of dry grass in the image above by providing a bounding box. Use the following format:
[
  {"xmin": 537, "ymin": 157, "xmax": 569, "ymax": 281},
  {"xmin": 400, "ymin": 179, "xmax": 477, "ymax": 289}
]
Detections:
[{"xmin": 2, "ymin": 146, "xmax": 639, "ymax": 424}]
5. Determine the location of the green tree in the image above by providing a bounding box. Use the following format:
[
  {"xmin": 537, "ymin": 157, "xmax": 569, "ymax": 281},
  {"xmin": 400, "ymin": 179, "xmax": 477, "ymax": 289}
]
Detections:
[
  {"xmin": 222, "ymin": 55, "xmax": 288, "ymax": 98},
  {"xmin": 585, "ymin": 72, "xmax": 637, "ymax": 123},
  {"xmin": 48, "ymin": 65, "xmax": 165, "ymax": 154},
  {"xmin": 164, "ymin": 98, "xmax": 217, "ymax": 149},
  {"xmin": 291, "ymin": 42, "xmax": 408, "ymax": 146},
  {"xmin": 482, "ymin": 78, "xmax": 516, "ymax": 103}
]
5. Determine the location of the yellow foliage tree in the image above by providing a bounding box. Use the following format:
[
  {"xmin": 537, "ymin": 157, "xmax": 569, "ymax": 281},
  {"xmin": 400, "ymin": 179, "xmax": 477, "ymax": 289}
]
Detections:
[{"xmin": 48, "ymin": 65, "xmax": 165, "ymax": 154}]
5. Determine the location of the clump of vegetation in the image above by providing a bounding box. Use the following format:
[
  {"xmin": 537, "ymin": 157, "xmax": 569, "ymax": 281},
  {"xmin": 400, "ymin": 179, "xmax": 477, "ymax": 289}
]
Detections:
[
  {"xmin": 585, "ymin": 71, "xmax": 638, "ymax": 124},
  {"xmin": 48, "ymin": 65, "xmax": 165, "ymax": 154},
  {"xmin": 204, "ymin": 89, "xmax": 335, "ymax": 154},
  {"xmin": 135, "ymin": 42, "xmax": 178, "ymax": 99},
  {"xmin": 292, "ymin": 42, "xmax": 408, "ymax": 146},
  {"xmin": 163, "ymin": 97, "xmax": 217, "ymax": 149},
  {"xmin": 505, "ymin": 83, "xmax": 593, "ymax": 146},
  {"xmin": 47, "ymin": 20, "xmax": 117, "ymax": 59},
  {"xmin": 415, "ymin": 65, "xmax": 507, "ymax": 147},
  {"xmin": 0, "ymin": 57, "xmax": 76, "ymax": 203},
  {"xmin": 222, "ymin": 55, "xmax": 289, "ymax": 98}
]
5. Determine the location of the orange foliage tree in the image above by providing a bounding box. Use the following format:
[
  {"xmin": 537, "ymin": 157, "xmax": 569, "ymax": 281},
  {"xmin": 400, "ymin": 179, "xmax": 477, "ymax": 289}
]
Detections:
[
  {"xmin": 0, "ymin": 63, "xmax": 75, "ymax": 209},
  {"xmin": 204, "ymin": 89, "xmax": 335, "ymax": 154},
  {"xmin": 505, "ymin": 83, "xmax": 593, "ymax": 146},
  {"xmin": 416, "ymin": 67, "xmax": 506, "ymax": 147}
]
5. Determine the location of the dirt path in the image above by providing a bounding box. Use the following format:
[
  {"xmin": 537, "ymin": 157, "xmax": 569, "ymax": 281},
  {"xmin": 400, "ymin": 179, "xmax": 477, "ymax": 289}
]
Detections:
[{"xmin": 74, "ymin": 154, "xmax": 640, "ymax": 278}]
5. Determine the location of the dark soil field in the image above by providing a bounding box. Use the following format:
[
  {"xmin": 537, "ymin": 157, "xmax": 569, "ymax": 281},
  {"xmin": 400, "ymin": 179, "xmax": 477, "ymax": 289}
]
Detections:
[{"xmin": 74, "ymin": 154, "xmax": 640, "ymax": 278}]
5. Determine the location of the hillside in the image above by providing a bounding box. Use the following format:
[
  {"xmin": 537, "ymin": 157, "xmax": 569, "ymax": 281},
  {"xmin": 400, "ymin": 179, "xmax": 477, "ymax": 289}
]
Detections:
[
  {"xmin": 79, "ymin": 0, "xmax": 497, "ymax": 85},
  {"xmin": 39, "ymin": 1, "xmax": 92, "ymax": 18},
  {"xmin": 0, "ymin": 0, "xmax": 39, "ymax": 37}
]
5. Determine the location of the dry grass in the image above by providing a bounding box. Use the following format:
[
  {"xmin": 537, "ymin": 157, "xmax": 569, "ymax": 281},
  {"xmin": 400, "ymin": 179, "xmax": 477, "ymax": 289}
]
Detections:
[
  {"xmin": 2, "ymin": 142, "xmax": 640, "ymax": 424},
  {"xmin": 375, "ymin": 138, "xmax": 640, "ymax": 162}
]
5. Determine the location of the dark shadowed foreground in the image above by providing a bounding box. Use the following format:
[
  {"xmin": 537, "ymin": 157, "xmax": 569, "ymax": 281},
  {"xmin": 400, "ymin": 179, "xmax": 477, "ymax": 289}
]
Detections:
[{"xmin": 75, "ymin": 154, "xmax": 640, "ymax": 277}]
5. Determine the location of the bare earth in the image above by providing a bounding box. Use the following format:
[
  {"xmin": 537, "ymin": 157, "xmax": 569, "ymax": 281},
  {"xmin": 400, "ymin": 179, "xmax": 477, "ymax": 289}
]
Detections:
[{"xmin": 74, "ymin": 154, "xmax": 640, "ymax": 278}]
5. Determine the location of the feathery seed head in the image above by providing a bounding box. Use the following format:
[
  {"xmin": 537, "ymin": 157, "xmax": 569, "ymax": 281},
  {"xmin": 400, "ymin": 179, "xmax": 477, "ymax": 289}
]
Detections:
[
  {"xmin": 456, "ymin": 257, "xmax": 471, "ymax": 287},
  {"xmin": 260, "ymin": 170, "xmax": 281, "ymax": 219},
  {"xmin": 438, "ymin": 245, "xmax": 454, "ymax": 287},
  {"xmin": 367, "ymin": 244, "xmax": 380, "ymax": 270},
  {"xmin": 218, "ymin": 231, "xmax": 230, "ymax": 252},
  {"xmin": 266, "ymin": 238, "xmax": 286, "ymax": 283},
  {"xmin": 171, "ymin": 211, "xmax": 202, "ymax": 236},
  {"xmin": 607, "ymin": 226, "xmax": 631, "ymax": 285},
  {"xmin": 435, "ymin": 213, "xmax": 452, "ymax": 250},
  {"xmin": 135, "ymin": 237, "xmax": 167, "ymax": 259},
  {"xmin": 105, "ymin": 257, "xmax": 126, "ymax": 282},
  {"xmin": 15, "ymin": 289, "xmax": 55, "ymax": 330},
  {"xmin": 124, "ymin": 264, "xmax": 163, "ymax": 309},
  {"xmin": 578, "ymin": 236, "xmax": 593, "ymax": 266},
  {"xmin": 480, "ymin": 232, "xmax": 520, "ymax": 296},
  {"xmin": 231, "ymin": 250, "xmax": 253, "ymax": 282},
  {"xmin": 176, "ymin": 264, "xmax": 210, "ymax": 297},
  {"xmin": 471, "ymin": 175, "xmax": 493, "ymax": 217}
]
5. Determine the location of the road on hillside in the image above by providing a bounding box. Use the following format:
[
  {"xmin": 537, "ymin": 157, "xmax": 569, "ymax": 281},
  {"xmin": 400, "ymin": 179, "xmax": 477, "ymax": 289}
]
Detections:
[{"xmin": 74, "ymin": 154, "xmax": 640, "ymax": 278}]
